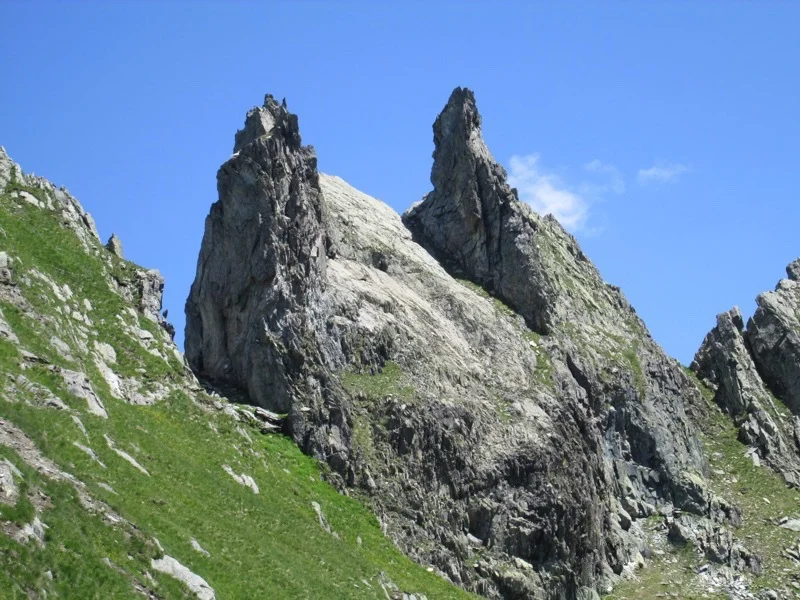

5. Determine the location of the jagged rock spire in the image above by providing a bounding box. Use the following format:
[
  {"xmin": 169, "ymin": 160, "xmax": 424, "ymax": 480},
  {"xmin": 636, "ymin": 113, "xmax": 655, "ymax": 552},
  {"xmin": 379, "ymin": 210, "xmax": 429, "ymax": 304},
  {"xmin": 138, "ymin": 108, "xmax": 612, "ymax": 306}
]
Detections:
[
  {"xmin": 233, "ymin": 94, "xmax": 302, "ymax": 154},
  {"xmin": 405, "ymin": 87, "xmax": 517, "ymax": 286},
  {"xmin": 105, "ymin": 233, "xmax": 123, "ymax": 258},
  {"xmin": 185, "ymin": 94, "xmax": 328, "ymax": 411},
  {"xmin": 403, "ymin": 87, "xmax": 560, "ymax": 333},
  {"xmin": 693, "ymin": 261, "xmax": 800, "ymax": 485}
]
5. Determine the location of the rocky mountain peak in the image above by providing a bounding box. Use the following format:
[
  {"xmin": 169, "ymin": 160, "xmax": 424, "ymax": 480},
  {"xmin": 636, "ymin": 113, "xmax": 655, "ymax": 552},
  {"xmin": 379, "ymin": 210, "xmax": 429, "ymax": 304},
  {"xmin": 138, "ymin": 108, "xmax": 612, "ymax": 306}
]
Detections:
[
  {"xmin": 233, "ymin": 94, "xmax": 301, "ymax": 154},
  {"xmin": 693, "ymin": 261, "xmax": 800, "ymax": 485},
  {"xmin": 185, "ymin": 93, "xmax": 328, "ymax": 412},
  {"xmin": 182, "ymin": 88, "xmax": 759, "ymax": 598},
  {"xmin": 404, "ymin": 87, "xmax": 547, "ymax": 328},
  {"xmin": 430, "ymin": 87, "xmax": 491, "ymax": 183}
]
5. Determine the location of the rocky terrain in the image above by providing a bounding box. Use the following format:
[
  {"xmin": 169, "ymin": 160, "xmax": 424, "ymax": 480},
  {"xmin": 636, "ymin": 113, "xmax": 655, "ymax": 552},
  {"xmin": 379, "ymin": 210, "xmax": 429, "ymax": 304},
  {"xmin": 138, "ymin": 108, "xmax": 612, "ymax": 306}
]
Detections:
[
  {"xmin": 2, "ymin": 87, "xmax": 800, "ymax": 600},
  {"xmin": 693, "ymin": 261, "xmax": 800, "ymax": 487},
  {"xmin": 0, "ymin": 147, "xmax": 465, "ymax": 599},
  {"xmin": 184, "ymin": 88, "xmax": 799, "ymax": 599}
]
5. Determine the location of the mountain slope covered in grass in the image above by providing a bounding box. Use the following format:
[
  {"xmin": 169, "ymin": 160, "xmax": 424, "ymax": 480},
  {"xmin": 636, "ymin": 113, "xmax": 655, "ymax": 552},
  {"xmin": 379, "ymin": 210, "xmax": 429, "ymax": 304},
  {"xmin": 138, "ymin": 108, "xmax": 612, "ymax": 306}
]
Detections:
[{"xmin": 0, "ymin": 147, "xmax": 470, "ymax": 600}]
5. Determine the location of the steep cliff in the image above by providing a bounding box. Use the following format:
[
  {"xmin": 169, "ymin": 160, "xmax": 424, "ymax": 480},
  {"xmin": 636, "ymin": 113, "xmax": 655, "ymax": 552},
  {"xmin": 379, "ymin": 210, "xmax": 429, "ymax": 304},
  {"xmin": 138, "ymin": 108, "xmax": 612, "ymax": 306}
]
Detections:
[{"xmin": 185, "ymin": 90, "xmax": 755, "ymax": 599}]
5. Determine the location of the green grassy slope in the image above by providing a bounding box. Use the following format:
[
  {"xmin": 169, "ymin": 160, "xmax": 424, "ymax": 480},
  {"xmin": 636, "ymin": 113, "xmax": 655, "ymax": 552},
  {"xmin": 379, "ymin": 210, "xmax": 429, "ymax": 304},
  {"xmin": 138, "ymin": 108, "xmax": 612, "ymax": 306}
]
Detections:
[{"xmin": 0, "ymin": 180, "xmax": 472, "ymax": 599}]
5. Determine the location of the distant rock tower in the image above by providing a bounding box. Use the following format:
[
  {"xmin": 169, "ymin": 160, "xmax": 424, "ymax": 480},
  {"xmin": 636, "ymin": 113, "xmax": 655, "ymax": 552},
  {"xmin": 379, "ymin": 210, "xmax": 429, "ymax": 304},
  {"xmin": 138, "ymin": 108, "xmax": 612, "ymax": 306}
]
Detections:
[{"xmin": 105, "ymin": 233, "xmax": 123, "ymax": 258}]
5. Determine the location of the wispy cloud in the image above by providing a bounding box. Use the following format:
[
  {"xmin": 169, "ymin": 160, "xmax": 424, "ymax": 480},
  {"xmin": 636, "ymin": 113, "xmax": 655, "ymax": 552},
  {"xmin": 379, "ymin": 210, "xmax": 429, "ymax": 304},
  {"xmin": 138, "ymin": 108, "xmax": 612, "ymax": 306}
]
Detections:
[
  {"xmin": 508, "ymin": 155, "xmax": 624, "ymax": 232},
  {"xmin": 508, "ymin": 154, "xmax": 588, "ymax": 231},
  {"xmin": 638, "ymin": 162, "xmax": 689, "ymax": 184}
]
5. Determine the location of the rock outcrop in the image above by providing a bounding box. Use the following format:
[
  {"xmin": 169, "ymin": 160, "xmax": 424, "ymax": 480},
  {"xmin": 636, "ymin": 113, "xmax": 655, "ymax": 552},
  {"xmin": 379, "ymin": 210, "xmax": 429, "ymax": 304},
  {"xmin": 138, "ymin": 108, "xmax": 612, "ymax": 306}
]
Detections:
[
  {"xmin": 185, "ymin": 89, "xmax": 744, "ymax": 599},
  {"xmin": 105, "ymin": 233, "xmax": 123, "ymax": 257},
  {"xmin": 403, "ymin": 87, "xmax": 556, "ymax": 334},
  {"xmin": 693, "ymin": 260, "xmax": 800, "ymax": 485},
  {"xmin": 0, "ymin": 146, "xmax": 100, "ymax": 249},
  {"xmin": 185, "ymin": 95, "xmax": 330, "ymax": 412}
]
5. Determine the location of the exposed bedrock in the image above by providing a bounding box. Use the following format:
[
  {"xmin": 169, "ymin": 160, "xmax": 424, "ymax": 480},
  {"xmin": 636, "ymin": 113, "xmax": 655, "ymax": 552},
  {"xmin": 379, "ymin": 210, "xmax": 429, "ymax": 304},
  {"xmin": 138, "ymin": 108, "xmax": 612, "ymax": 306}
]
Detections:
[{"xmin": 186, "ymin": 90, "xmax": 741, "ymax": 599}]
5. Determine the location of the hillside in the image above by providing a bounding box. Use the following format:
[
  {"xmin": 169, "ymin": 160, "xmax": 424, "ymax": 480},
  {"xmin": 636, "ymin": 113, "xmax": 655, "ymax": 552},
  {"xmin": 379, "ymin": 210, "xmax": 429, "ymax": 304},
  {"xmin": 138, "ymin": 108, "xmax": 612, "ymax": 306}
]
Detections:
[{"xmin": 0, "ymin": 147, "xmax": 470, "ymax": 599}]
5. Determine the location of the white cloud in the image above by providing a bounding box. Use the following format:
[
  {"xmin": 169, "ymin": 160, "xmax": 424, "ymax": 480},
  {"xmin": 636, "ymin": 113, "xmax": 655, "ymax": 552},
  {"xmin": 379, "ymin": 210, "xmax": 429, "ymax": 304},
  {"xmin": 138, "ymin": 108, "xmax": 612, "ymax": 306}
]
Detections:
[
  {"xmin": 508, "ymin": 154, "xmax": 588, "ymax": 231},
  {"xmin": 638, "ymin": 162, "xmax": 689, "ymax": 184},
  {"xmin": 584, "ymin": 159, "xmax": 625, "ymax": 194}
]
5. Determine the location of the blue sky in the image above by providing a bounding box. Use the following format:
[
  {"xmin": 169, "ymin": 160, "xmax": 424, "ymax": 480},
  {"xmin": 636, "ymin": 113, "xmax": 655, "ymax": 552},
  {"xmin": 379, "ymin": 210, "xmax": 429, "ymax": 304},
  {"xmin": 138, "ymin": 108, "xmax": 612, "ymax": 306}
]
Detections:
[{"xmin": 1, "ymin": 1, "xmax": 798, "ymax": 364}]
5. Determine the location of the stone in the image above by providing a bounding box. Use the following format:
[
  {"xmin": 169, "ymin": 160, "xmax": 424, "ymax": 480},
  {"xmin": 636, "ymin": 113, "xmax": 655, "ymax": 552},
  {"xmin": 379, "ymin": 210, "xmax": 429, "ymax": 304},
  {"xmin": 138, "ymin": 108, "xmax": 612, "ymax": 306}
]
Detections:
[
  {"xmin": 0, "ymin": 251, "xmax": 13, "ymax": 285},
  {"xmin": 780, "ymin": 519, "xmax": 800, "ymax": 532},
  {"xmin": 105, "ymin": 233, "xmax": 123, "ymax": 258},
  {"xmin": 311, "ymin": 501, "xmax": 332, "ymax": 534},
  {"xmin": 191, "ymin": 538, "xmax": 211, "ymax": 557},
  {"xmin": 151, "ymin": 555, "xmax": 215, "ymax": 600},
  {"xmin": 94, "ymin": 341, "xmax": 117, "ymax": 364},
  {"xmin": 104, "ymin": 434, "xmax": 150, "ymax": 476},
  {"xmin": 73, "ymin": 441, "xmax": 107, "ymax": 468},
  {"xmin": 15, "ymin": 516, "xmax": 48, "ymax": 547},
  {"xmin": 136, "ymin": 269, "xmax": 165, "ymax": 323},
  {"xmin": 58, "ymin": 368, "xmax": 107, "ymax": 418},
  {"xmin": 0, "ymin": 458, "xmax": 21, "ymax": 505},
  {"xmin": 0, "ymin": 309, "xmax": 18, "ymax": 344},
  {"xmin": 49, "ymin": 336, "xmax": 74, "ymax": 361},
  {"xmin": 222, "ymin": 464, "xmax": 259, "ymax": 494}
]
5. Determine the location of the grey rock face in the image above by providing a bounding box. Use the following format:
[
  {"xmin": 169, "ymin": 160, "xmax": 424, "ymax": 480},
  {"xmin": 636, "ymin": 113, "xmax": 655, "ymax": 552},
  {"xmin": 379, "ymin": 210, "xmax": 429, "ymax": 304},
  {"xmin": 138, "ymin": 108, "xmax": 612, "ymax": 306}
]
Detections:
[
  {"xmin": 403, "ymin": 88, "xmax": 556, "ymax": 334},
  {"xmin": 185, "ymin": 95, "xmax": 330, "ymax": 412},
  {"xmin": 135, "ymin": 269, "xmax": 164, "ymax": 323},
  {"xmin": 786, "ymin": 258, "xmax": 800, "ymax": 282},
  {"xmin": 748, "ymin": 271, "xmax": 800, "ymax": 413},
  {"xmin": 105, "ymin": 233, "xmax": 123, "ymax": 258},
  {"xmin": 693, "ymin": 262, "xmax": 800, "ymax": 485},
  {"xmin": 185, "ymin": 89, "xmax": 738, "ymax": 599}
]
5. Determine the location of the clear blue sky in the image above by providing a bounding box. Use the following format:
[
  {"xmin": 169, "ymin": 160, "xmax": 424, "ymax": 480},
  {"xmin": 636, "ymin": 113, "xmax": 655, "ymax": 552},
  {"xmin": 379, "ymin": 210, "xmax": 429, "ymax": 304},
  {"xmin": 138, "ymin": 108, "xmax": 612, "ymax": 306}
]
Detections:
[{"xmin": 1, "ymin": 1, "xmax": 798, "ymax": 364}]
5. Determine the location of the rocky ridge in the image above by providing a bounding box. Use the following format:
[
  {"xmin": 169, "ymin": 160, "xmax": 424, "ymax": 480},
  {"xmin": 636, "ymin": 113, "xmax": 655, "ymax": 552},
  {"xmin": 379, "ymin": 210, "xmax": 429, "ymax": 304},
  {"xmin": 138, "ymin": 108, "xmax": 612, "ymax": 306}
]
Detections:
[
  {"xmin": 693, "ymin": 260, "xmax": 800, "ymax": 486},
  {"xmin": 186, "ymin": 89, "xmax": 762, "ymax": 599}
]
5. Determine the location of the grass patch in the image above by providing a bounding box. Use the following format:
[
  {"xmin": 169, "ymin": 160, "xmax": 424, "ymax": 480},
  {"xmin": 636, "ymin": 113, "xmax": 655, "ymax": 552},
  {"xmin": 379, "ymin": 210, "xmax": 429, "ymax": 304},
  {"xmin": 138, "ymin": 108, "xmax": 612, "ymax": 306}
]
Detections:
[
  {"xmin": 700, "ymin": 406, "xmax": 800, "ymax": 593},
  {"xmin": 341, "ymin": 361, "xmax": 414, "ymax": 404},
  {"xmin": 604, "ymin": 536, "xmax": 727, "ymax": 600},
  {"xmin": 620, "ymin": 344, "xmax": 646, "ymax": 397}
]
